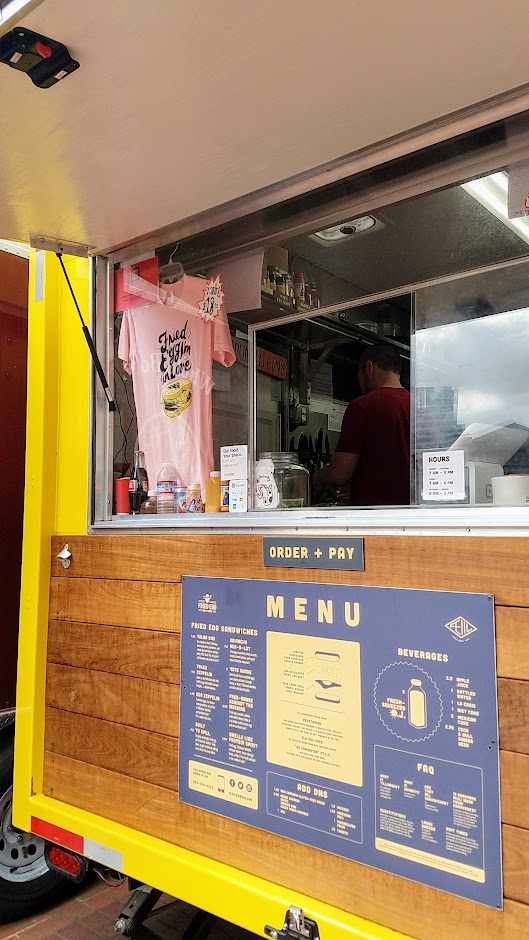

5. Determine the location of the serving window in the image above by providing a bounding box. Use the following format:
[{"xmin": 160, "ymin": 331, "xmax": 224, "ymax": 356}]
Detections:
[{"xmin": 93, "ymin": 160, "xmax": 529, "ymax": 526}]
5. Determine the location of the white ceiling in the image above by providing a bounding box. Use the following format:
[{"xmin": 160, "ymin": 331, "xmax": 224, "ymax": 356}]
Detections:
[{"xmin": 1, "ymin": 0, "xmax": 529, "ymax": 253}]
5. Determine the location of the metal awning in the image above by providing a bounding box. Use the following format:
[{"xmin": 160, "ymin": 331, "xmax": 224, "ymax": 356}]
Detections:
[{"xmin": 1, "ymin": 0, "xmax": 529, "ymax": 254}]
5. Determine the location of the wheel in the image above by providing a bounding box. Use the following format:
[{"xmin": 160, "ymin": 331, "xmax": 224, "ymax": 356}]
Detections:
[{"xmin": 0, "ymin": 729, "xmax": 70, "ymax": 922}]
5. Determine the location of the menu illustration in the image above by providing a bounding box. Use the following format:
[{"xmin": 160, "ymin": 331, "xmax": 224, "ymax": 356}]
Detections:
[{"xmin": 179, "ymin": 577, "xmax": 501, "ymax": 908}]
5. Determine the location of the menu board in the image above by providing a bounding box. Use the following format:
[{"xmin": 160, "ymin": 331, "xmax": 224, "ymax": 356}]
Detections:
[{"xmin": 179, "ymin": 577, "xmax": 501, "ymax": 908}]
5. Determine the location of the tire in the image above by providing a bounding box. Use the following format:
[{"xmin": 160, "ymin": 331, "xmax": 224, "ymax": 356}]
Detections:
[{"xmin": 0, "ymin": 729, "xmax": 70, "ymax": 923}]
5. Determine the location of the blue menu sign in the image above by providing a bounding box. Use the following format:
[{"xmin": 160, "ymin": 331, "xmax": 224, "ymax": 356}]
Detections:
[{"xmin": 179, "ymin": 577, "xmax": 501, "ymax": 908}]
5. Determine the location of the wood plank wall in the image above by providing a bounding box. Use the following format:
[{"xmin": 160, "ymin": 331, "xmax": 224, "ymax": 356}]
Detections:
[{"xmin": 45, "ymin": 534, "xmax": 529, "ymax": 940}]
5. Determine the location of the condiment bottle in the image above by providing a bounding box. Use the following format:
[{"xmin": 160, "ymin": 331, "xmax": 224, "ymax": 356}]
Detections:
[
  {"xmin": 294, "ymin": 272, "xmax": 305, "ymax": 303},
  {"xmin": 311, "ymin": 278, "xmax": 320, "ymax": 308},
  {"xmin": 205, "ymin": 471, "xmax": 221, "ymax": 512}
]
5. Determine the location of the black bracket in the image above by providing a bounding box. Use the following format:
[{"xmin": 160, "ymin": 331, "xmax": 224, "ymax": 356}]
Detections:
[
  {"xmin": 0, "ymin": 27, "xmax": 79, "ymax": 88},
  {"xmin": 55, "ymin": 252, "xmax": 116, "ymax": 412},
  {"xmin": 114, "ymin": 884, "xmax": 162, "ymax": 936},
  {"xmin": 265, "ymin": 906, "xmax": 320, "ymax": 940}
]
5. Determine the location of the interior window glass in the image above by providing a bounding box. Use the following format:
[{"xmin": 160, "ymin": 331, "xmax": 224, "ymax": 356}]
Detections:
[{"xmin": 413, "ymin": 261, "xmax": 529, "ymax": 505}]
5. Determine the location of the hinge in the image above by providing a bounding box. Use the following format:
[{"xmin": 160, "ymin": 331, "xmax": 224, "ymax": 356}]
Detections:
[
  {"xmin": 265, "ymin": 906, "xmax": 320, "ymax": 940},
  {"xmin": 29, "ymin": 236, "xmax": 93, "ymax": 258}
]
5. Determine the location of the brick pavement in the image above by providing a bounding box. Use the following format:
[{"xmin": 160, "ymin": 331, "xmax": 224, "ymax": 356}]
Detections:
[
  {"xmin": 0, "ymin": 875, "xmax": 259, "ymax": 940},
  {"xmin": 0, "ymin": 876, "xmax": 134, "ymax": 940}
]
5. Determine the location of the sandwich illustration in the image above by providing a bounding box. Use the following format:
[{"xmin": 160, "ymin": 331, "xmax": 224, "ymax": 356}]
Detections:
[{"xmin": 161, "ymin": 378, "xmax": 192, "ymax": 417}]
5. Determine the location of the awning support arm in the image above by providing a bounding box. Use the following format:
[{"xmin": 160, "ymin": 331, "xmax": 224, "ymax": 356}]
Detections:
[{"xmin": 56, "ymin": 252, "xmax": 116, "ymax": 411}]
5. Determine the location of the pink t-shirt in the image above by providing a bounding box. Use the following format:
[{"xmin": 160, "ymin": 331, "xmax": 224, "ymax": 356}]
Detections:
[{"xmin": 118, "ymin": 275, "xmax": 235, "ymax": 493}]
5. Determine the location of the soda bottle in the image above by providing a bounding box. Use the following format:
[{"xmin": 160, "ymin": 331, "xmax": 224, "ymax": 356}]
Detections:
[
  {"xmin": 129, "ymin": 450, "xmax": 148, "ymax": 514},
  {"xmin": 156, "ymin": 463, "xmax": 178, "ymax": 513}
]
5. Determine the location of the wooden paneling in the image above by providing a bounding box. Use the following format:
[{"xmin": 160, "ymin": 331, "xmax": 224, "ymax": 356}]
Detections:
[
  {"xmin": 498, "ymin": 679, "xmax": 529, "ymax": 754},
  {"xmin": 47, "ymin": 621, "xmax": 180, "ymax": 683},
  {"xmin": 47, "ymin": 595, "xmax": 529, "ymax": 691},
  {"xmin": 45, "ymin": 709, "xmax": 178, "ymax": 790},
  {"xmin": 46, "ymin": 664, "xmax": 179, "ymax": 736},
  {"xmin": 44, "ymin": 664, "xmax": 529, "ymax": 761},
  {"xmin": 496, "ymin": 607, "xmax": 529, "ymax": 680},
  {"xmin": 500, "ymin": 751, "xmax": 529, "ymax": 829},
  {"xmin": 503, "ymin": 824, "xmax": 529, "ymax": 905},
  {"xmin": 43, "ymin": 533, "xmax": 529, "ymax": 937},
  {"xmin": 51, "ymin": 534, "xmax": 529, "ymax": 607},
  {"xmin": 48, "ymin": 578, "xmax": 181, "ymax": 631},
  {"xmin": 43, "ymin": 751, "xmax": 529, "ymax": 940},
  {"xmin": 42, "ymin": 701, "xmax": 528, "ymax": 832}
]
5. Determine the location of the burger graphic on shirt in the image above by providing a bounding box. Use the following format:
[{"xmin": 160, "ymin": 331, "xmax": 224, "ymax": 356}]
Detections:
[{"xmin": 161, "ymin": 378, "xmax": 192, "ymax": 417}]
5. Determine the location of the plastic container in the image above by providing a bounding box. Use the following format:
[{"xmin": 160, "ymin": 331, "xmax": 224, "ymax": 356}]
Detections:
[
  {"xmin": 254, "ymin": 452, "xmax": 310, "ymax": 510},
  {"xmin": 114, "ymin": 477, "xmax": 130, "ymax": 515},
  {"xmin": 140, "ymin": 490, "xmax": 158, "ymax": 514},
  {"xmin": 156, "ymin": 463, "xmax": 178, "ymax": 513},
  {"xmin": 491, "ymin": 474, "xmax": 529, "ymax": 505},
  {"xmin": 205, "ymin": 471, "xmax": 221, "ymax": 512}
]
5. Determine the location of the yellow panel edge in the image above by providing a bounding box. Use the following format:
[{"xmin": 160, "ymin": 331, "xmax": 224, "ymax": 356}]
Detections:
[
  {"xmin": 14, "ymin": 250, "xmax": 91, "ymax": 831},
  {"xmin": 27, "ymin": 794, "xmax": 411, "ymax": 940}
]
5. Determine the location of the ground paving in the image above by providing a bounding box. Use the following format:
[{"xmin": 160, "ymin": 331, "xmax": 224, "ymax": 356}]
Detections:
[{"xmin": 0, "ymin": 876, "xmax": 259, "ymax": 940}]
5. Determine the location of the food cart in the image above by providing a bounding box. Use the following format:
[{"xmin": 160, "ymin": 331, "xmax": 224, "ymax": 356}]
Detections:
[{"xmin": 5, "ymin": 2, "xmax": 529, "ymax": 938}]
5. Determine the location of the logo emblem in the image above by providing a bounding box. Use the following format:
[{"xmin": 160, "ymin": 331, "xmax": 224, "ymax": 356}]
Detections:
[
  {"xmin": 445, "ymin": 616, "xmax": 477, "ymax": 642},
  {"xmin": 198, "ymin": 593, "xmax": 217, "ymax": 613}
]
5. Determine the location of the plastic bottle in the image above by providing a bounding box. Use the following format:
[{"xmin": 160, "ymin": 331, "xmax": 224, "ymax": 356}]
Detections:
[
  {"xmin": 408, "ymin": 678, "xmax": 427, "ymax": 729},
  {"xmin": 156, "ymin": 463, "xmax": 178, "ymax": 513},
  {"xmin": 205, "ymin": 471, "xmax": 221, "ymax": 512}
]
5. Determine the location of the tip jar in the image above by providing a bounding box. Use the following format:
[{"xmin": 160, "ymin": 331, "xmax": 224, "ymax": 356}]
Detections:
[{"xmin": 254, "ymin": 452, "xmax": 310, "ymax": 510}]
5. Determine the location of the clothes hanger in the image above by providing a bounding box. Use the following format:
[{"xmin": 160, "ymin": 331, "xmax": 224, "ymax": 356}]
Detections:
[{"xmin": 158, "ymin": 245, "xmax": 184, "ymax": 286}]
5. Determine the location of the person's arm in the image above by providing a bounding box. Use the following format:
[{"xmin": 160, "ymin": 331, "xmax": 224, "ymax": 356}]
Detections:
[
  {"xmin": 313, "ymin": 452, "xmax": 358, "ymax": 490},
  {"xmin": 313, "ymin": 397, "xmax": 366, "ymax": 492}
]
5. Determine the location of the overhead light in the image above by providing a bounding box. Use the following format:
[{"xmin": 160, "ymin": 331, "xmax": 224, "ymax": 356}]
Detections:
[
  {"xmin": 461, "ymin": 171, "xmax": 529, "ymax": 247},
  {"xmin": 0, "ymin": 239, "xmax": 30, "ymax": 258},
  {"xmin": 312, "ymin": 215, "xmax": 377, "ymax": 243}
]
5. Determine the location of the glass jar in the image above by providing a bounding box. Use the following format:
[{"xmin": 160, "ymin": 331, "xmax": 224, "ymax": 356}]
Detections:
[
  {"xmin": 254, "ymin": 452, "xmax": 310, "ymax": 510},
  {"xmin": 140, "ymin": 490, "xmax": 158, "ymax": 514}
]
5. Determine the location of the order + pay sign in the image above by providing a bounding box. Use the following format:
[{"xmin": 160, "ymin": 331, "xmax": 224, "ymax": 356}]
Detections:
[
  {"xmin": 179, "ymin": 577, "xmax": 501, "ymax": 908},
  {"xmin": 263, "ymin": 537, "xmax": 364, "ymax": 570}
]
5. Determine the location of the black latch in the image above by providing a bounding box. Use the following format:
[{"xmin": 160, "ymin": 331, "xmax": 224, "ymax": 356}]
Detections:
[
  {"xmin": 265, "ymin": 906, "xmax": 320, "ymax": 940},
  {"xmin": 0, "ymin": 27, "xmax": 79, "ymax": 88}
]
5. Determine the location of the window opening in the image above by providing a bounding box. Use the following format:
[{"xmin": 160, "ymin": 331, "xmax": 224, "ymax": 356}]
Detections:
[{"xmin": 98, "ymin": 163, "xmax": 529, "ymax": 524}]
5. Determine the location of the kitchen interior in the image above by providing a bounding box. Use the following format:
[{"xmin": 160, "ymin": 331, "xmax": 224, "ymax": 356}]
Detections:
[{"xmin": 113, "ymin": 169, "xmax": 529, "ymax": 508}]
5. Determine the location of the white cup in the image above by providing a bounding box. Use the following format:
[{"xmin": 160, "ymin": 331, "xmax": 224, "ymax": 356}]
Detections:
[{"xmin": 491, "ymin": 474, "xmax": 529, "ymax": 506}]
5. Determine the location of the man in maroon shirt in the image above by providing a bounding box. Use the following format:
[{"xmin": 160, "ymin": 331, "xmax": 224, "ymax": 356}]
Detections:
[{"xmin": 313, "ymin": 343, "xmax": 411, "ymax": 506}]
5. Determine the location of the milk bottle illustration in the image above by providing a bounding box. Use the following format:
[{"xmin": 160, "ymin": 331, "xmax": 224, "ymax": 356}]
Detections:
[{"xmin": 408, "ymin": 678, "xmax": 427, "ymax": 729}]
